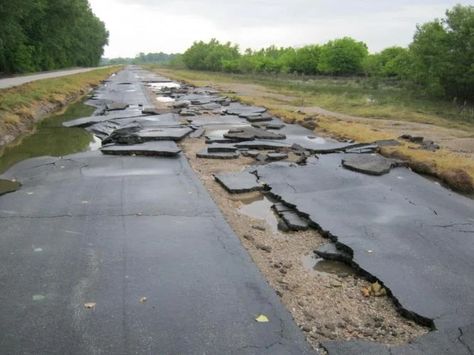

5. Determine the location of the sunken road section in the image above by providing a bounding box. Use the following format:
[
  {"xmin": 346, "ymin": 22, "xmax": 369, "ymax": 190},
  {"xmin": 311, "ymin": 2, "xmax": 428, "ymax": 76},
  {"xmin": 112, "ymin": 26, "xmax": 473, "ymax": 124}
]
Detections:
[{"xmin": 0, "ymin": 66, "xmax": 312, "ymax": 354}]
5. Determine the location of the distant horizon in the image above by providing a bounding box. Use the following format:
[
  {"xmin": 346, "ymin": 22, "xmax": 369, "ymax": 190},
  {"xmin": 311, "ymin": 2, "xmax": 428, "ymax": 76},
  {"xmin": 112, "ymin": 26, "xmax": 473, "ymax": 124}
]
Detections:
[{"xmin": 89, "ymin": 0, "xmax": 472, "ymax": 58}]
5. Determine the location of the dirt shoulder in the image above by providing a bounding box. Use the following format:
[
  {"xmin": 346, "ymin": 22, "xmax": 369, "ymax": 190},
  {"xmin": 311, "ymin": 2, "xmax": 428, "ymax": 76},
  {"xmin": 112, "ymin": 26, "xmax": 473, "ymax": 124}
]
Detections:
[
  {"xmin": 179, "ymin": 137, "xmax": 429, "ymax": 352},
  {"xmin": 155, "ymin": 68, "xmax": 474, "ymax": 194}
]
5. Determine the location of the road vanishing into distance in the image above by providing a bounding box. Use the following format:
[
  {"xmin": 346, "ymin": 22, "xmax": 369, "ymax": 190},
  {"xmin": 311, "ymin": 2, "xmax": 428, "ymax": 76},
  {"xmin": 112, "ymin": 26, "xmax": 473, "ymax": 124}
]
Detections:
[
  {"xmin": 0, "ymin": 66, "xmax": 473, "ymax": 354},
  {"xmin": 0, "ymin": 67, "xmax": 102, "ymax": 89},
  {"xmin": 0, "ymin": 67, "xmax": 312, "ymax": 354}
]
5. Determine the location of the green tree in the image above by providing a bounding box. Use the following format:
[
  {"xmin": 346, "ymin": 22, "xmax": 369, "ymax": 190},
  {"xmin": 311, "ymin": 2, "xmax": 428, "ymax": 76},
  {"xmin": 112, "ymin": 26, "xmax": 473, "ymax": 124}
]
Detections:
[
  {"xmin": 318, "ymin": 37, "xmax": 368, "ymax": 75},
  {"xmin": 410, "ymin": 4, "xmax": 474, "ymax": 99},
  {"xmin": 0, "ymin": 0, "xmax": 108, "ymax": 74},
  {"xmin": 183, "ymin": 39, "xmax": 240, "ymax": 71},
  {"xmin": 364, "ymin": 47, "xmax": 411, "ymax": 78}
]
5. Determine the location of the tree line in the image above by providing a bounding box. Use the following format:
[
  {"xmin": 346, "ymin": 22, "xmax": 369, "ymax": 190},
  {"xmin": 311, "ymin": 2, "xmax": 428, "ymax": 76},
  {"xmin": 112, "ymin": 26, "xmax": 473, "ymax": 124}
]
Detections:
[
  {"xmin": 180, "ymin": 5, "xmax": 473, "ymax": 101},
  {"xmin": 101, "ymin": 52, "xmax": 178, "ymax": 66},
  {"xmin": 0, "ymin": 0, "xmax": 108, "ymax": 74}
]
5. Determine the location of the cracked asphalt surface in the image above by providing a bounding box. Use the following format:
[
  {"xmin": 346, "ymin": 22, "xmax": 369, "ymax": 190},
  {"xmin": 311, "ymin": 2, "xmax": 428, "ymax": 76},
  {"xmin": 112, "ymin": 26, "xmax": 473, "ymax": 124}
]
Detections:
[
  {"xmin": 0, "ymin": 67, "xmax": 312, "ymax": 354},
  {"xmin": 2, "ymin": 65, "xmax": 474, "ymax": 354}
]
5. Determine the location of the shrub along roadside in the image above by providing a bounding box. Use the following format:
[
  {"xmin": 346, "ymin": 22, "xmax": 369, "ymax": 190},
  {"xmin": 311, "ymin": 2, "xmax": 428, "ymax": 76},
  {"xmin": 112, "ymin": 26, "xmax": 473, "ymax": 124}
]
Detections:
[
  {"xmin": 154, "ymin": 67, "xmax": 474, "ymax": 194},
  {"xmin": 0, "ymin": 66, "xmax": 120, "ymax": 149},
  {"xmin": 177, "ymin": 4, "xmax": 474, "ymax": 103}
]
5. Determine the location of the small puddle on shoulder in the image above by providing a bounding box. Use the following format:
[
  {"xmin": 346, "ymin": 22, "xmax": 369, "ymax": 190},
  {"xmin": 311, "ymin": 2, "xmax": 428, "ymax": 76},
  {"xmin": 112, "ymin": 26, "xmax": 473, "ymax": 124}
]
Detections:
[
  {"xmin": 0, "ymin": 179, "xmax": 21, "ymax": 196},
  {"xmin": 302, "ymin": 254, "xmax": 356, "ymax": 277},
  {"xmin": 237, "ymin": 194, "xmax": 280, "ymax": 234}
]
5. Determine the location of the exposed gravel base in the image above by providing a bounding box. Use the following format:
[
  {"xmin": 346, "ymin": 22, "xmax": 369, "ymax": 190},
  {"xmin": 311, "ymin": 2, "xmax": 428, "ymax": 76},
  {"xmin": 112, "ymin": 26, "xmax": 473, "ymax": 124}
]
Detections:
[{"xmin": 180, "ymin": 137, "xmax": 429, "ymax": 352}]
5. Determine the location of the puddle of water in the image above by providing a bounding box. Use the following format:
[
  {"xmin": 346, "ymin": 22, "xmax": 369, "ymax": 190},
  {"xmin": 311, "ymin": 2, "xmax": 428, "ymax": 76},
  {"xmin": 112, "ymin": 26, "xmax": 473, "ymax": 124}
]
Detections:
[
  {"xmin": 88, "ymin": 135, "xmax": 102, "ymax": 151},
  {"xmin": 205, "ymin": 129, "xmax": 229, "ymax": 140},
  {"xmin": 148, "ymin": 82, "xmax": 180, "ymax": 90},
  {"xmin": 301, "ymin": 254, "xmax": 356, "ymax": 277},
  {"xmin": 0, "ymin": 179, "xmax": 21, "ymax": 195},
  {"xmin": 306, "ymin": 136, "xmax": 327, "ymax": 144},
  {"xmin": 238, "ymin": 194, "xmax": 280, "ymax": 233},
  {"xmin": 0, "ymin": 101, "xmax": 97, "ymax": 174},
  {"xmin": 156, "ymin": 96, "xmax": 175, "ymax": 103}
]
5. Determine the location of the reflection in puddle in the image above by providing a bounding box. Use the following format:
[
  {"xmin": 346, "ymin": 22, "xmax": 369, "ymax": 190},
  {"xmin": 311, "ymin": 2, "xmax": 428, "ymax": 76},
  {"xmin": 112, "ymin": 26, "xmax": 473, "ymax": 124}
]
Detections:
[
  {"xmin": 148, "ymin": 82, "xmax": 180, "ymax": 90},
  {"xmin": 238, "ymin": 194, "xmax": 279, "ymax": 233},
  {"xmin": 301, "ymin": 254, "xmax": 356, "ymax": 277},
  {"xmin": 205, "ymin": 129, "xmax": 229, "ymax": 140},
  {"xmin": 0, "ymin": 179, "xmax": 21, "ymax": 196},
  {"xmin": 0, "ymin": 101, "xmax": 97, "ymax": 174},
  {"xmin": 156, "ymin": 96, "xmax": 175, "ymax": 103},
  {"xmin": 205, "ymin": 124, "xmax": 251, "ymax": 140},
  {"xmin": 306, "ymin": 136, "xmax": 327, "ymax": 144}
]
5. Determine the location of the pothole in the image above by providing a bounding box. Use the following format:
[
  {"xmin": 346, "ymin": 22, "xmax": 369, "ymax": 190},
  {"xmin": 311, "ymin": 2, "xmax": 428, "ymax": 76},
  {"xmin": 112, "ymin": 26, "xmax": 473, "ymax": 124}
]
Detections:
[
  {"xmin": 237, "ymin": 193, "xmax": 280, "ymax": 234},
  {"xmin": 301, "ymin": 253, "xmax": 357, "ymax": 277}
]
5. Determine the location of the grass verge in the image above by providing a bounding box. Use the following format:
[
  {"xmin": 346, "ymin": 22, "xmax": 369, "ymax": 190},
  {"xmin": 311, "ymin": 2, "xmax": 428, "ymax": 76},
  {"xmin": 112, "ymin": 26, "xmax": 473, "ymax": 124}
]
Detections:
[
  {"xmin": 152, "ymin": 66, "xmax": 474, "ymax": 194},
  {"xmin": 0, "ymin": 66, "xmax": 121, "ymax": 148}
]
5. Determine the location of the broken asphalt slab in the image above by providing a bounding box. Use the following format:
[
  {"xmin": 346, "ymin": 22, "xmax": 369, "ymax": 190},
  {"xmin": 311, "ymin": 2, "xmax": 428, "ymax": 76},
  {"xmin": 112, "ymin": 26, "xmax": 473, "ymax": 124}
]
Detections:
[
  {"xmin": 0, "ymin": 67, "xmax": 313, "ymax": 354},
  {"xmin": 341, "ymin": 154, "xmax": 402, "ymax": 176},
  {"xmin": 322, "ymin": 323, "xmax": 474, "ymax": 354},
  {"xmin": 214, "ymin": 171, "xmax": 263, "ymax": 193},
  {"xmin": 197, "ymin": 148, "xmax": 240, "ymax": 159},
  {"xmin": 256, "ymin": 155, "xmax": 474, "ymax": 331},
  {"xmin": 100, "ymin": 141, "xmax": 181, "ymax": 157}
]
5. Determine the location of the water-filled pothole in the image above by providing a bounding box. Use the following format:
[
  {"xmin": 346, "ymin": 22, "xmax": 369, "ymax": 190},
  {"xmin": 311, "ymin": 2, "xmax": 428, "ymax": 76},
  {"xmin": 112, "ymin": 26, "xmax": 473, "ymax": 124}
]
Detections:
[
  {"xmin": 156, "ymin": 96, "xmax": 175, "ymax": 103},
  {"xmin": 301, "ymin": 253, "xmax": 356, "ymax": 277},
  {"xmin": 147, "ymin": 82, "xmax": 180, "ymax": 90},
  {"xmin": 237, "ymin": 193, "xmax": 280, "ymax": 233}
]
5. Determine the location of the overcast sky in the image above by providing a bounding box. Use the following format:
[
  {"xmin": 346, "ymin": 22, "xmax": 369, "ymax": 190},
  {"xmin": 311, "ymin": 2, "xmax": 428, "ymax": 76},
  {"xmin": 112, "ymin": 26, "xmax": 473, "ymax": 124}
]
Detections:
[{"xmin": 89, "ymin": 0, "xmax": 470, "ymax": 58}]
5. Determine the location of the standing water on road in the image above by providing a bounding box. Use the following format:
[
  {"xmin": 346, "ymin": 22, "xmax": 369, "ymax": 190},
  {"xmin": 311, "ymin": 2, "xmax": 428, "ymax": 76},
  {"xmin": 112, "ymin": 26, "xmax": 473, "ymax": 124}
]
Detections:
[{"xmin": 0, "ymin": 100, "xmax": 98, "ymax": 174}]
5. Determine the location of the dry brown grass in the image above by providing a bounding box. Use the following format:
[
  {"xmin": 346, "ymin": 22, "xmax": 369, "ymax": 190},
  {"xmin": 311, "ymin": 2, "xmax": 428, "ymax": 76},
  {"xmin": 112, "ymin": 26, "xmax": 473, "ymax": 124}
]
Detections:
[{"xmin": 153, "ymin": 67, "xmax": 474, "ymax": 194}]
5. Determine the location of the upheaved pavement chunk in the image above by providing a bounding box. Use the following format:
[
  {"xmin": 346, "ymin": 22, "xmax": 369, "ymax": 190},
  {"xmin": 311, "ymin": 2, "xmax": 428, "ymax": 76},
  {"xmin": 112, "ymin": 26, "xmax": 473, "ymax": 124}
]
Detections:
[
  {"xmin": 106, "ymin": 102, "xmax": 129, "ymax": 111},
  {"xmin": 341, "ymin": 154, "xmax": 399, "ymax": 176},
  {"xmin": 314, "ymin": 243, "xmax": 352, "ymax": 263},
  {"xmin": 235, "ymin": 140, "xmax": 291, "ymax": 150},
  {"xmin": 224, "ymin": 127, "xmax": 286, "ymax": 141},
  {"xmin": 256, "ymin": 155, "xmax": 474, "ymax": 330},
  {"xmin": 196, "ymin": 148, "xmax": 240, "ymax": 159},
  {"xmin": 214, "ymin": 172, "xmax": 262, "ymax": 193},
  {"xmin": 100, "ymin": 141, "xmax": 181, "ymax": 157},
  {"xmin": 207, "ymin": 144, "xmax": 238, "ymax": 153},
  {"xmin": 224, "ymin": 103, "xmax": 267, "ymax": 116},
  {"xmin": 105, "ymin": 127, "xmax": 193, "ymax": 144}
]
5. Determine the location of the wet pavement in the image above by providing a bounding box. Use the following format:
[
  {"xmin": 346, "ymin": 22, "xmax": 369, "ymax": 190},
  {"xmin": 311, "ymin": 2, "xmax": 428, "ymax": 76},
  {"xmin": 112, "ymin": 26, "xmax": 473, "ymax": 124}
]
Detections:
[
  {"xmin": 0, "ymin": 66, "xmax": 312, "ymax": 354},
  {"xmin": 2, "ymin": 64, "xmax": 474, "ymax": 354}
]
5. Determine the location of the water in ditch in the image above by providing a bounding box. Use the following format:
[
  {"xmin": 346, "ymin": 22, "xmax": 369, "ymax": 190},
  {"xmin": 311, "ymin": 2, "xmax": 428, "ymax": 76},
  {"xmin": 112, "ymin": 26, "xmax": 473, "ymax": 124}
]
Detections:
[{"xmin": 0, "ymin": 100, "xmax": 99, "ymax": 174}]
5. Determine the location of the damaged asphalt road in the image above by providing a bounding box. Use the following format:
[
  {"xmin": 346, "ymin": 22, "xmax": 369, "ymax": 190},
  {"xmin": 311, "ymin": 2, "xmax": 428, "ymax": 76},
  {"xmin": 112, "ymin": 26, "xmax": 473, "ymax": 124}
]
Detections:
[
  {"xmin": 2, "ymin": 64, "xmax": 474, "ymax": 354},
  {"xmin": 255, "ymin": 156, "xmax": 474, "ymax": 353},
  {"xmin": 0, "ymin": 67, "xmax": 312, "ymax": 354}
]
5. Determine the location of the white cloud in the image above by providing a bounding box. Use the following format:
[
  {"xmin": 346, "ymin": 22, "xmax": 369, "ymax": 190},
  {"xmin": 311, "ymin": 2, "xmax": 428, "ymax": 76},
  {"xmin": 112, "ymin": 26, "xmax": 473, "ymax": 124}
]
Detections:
[{"xmin": 89, "ymin": 0, "xmax": 472, "ymax": 57}]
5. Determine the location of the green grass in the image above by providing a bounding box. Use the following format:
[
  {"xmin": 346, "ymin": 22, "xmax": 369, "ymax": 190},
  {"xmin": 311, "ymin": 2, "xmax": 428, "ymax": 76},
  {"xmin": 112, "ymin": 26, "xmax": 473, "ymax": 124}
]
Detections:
[{"xmin": 153, "ymin": 67, "xmax": 474, "ymax": 130}]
